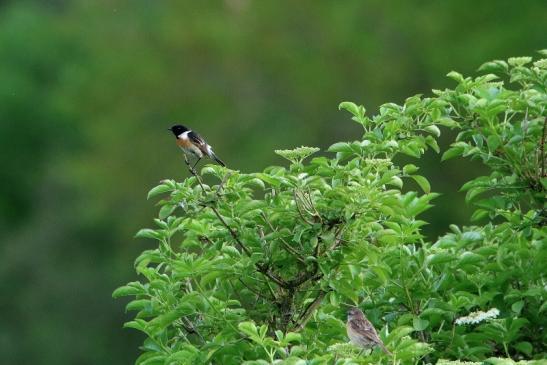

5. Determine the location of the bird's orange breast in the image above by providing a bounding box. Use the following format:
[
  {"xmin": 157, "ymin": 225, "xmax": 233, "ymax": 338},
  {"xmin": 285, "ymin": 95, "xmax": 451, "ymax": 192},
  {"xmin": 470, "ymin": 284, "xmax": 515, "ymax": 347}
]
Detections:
[{"xmin": 176, "ymin": 138, "xmax": 192, "ymax": 148}]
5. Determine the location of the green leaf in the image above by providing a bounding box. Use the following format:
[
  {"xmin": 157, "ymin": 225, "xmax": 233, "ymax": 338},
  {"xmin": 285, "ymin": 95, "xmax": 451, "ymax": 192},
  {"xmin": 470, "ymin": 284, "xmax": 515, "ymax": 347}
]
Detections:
[
  {"xmin": 403, "ymin": 164, "xmax": 419, "ymax": 175},
  {"xmin": 238, "ymin": 321, "xmax": 259, "ymax": 337},
  {"xmin": 284, "ymin": 332, "xmax": 302, "ymax": 344},
  {"xmin": 447, "ymin": 70, "xmax": 464, "ymax": 83},
  {"xmin": 514, "ymin": 341, "xmax": 533, "ymax": 356},
  {"xmin": 441, "ymin": 146, "xmax": 464, "ymax": 161},
  {"xmin": 112, "ymin": 282, "xmax": 144, "ymax": 298},
  {"xmin": 255, "ymin": 173, "xmax": 281, "ymax": 187},
  {"xmin": 486, "ymin": 134, "xmax": 501, "ymax": 152},
  {"xmin": 338, "ymin": 101, "xmax": 360, "ymax": 116},
  {"xmin": 147, "ymin": 184, "xmax": 173, "ymax": 199},
  {"xmin": 412, "ymin": 317, "xmax": 429, "ymax": 331},
  {"xmin": 424, "ymin": 125, "xmax": 441, "ymax": 137},
  {"xmin": 338, "ymin": 101, "xmax": 366, "ymax": 123},
  {"xmin": 327, "ymin": 142, "xmax": 352, "ymax": 153},
  {"xmin": 508, "ymin": 56, "xmax": 532, "ymax": 66},
  {"xmin": 158, "ymin": 204, "xmax": 176, "ymax": 219},
  {"xmin": 135, "ymin": 228, "xmax": 161, "ymax": 240},
  {"xmin": 436, "ymin": 117, "xmax": 459, "ymax": 128},
  {"xmin": 478, "ymin": 60, "xmax": 508, "ymax": 72},
  {"xmin": 427, "ymin": 252, "xmax": 456, "ymax": 265},
  {"xmin": 147, "ymin": 305, "xmax": 193, "ymax": 335},
  {"xmin": 221, "ymin": 245, "xmax": 241, "ymax": 257},
  {"xmin": 410, "ymin": 175, "xmax": 431, "ymax": 194},
  {"xmin": 123, "ymin": 319, "xmax": 147, "ymax": 332},
  {"xmin": 125, "ymin": 299, "xmax": 150, "ymax": 312},
  {"xmin": 470, "ymin": 209, "xmax": 489, "ymax": 222},
  {"xmin": 511, "ymin": 300, "xmax": 524, "ymax": 314},
  {"xmin": 388, "ymin": 176, "xmax": 403, "ymax": 189}
]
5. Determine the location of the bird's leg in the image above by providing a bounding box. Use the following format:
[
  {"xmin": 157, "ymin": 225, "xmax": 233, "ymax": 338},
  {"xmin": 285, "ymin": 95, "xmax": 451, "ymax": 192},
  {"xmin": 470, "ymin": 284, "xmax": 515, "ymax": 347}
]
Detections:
[
  {"xmin": 191, "ymin": 157, "xmax": 202, "ymax": 173},
  {"xmin": 184, "ymin": 155, "xmax": 193, "ymax": 173}
]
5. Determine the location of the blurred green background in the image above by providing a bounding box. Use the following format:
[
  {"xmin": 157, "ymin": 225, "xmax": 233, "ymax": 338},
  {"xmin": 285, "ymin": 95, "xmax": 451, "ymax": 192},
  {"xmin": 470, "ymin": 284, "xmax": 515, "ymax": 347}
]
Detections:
[{"xmin": 0, "ymin": 1, "xmax": 545, "ymax": 364}]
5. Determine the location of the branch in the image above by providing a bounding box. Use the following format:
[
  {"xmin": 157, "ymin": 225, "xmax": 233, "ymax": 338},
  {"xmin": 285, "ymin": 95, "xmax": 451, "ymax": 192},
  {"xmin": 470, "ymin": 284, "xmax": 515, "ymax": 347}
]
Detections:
[
  {"xmin": 185, "ymin": 157, "xmax": 207, "ymax": 192},
  {"xmin": 540, "ymin": 116, "xmax": 546, "ymax": 178},
  {"xmin": 238, "ymin": 278, "xmax": 273, "ymax": 301},
  {"xmin": 216, "ymin": 171, "xmax": 233, "ymax": 195},
  {"xmin": 209, "ymin": 206, "xmax": 252, "ymax": 256},
  {"xmin": 209, "ymin": 205, "xmax": 290, "ymax": 289},
  {"xmin": 293, "ymin": 190, "xmax": 315, "ymax": 225},
  {"xmin": 261, "ymin": 212, "xmax": 306, "ymax": 265},
  {"xmin": 293, "ymin": 289, "xmax": 329, "ymax": 332},
  {"xmin": 255, "ymin": 263, "xmax": 289, "ymax": 288}
]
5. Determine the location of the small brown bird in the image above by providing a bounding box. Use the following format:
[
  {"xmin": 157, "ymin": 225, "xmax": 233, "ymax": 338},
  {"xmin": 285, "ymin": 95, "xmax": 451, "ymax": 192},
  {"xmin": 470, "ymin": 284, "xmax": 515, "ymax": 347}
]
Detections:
[{"xmin": 346, "ymin": 307, "xmax": 392, "ymax": 355}]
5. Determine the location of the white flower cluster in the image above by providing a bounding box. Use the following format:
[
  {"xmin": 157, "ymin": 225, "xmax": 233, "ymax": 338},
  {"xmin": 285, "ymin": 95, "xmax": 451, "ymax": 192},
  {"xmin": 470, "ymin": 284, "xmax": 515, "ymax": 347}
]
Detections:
[{"xmin": 455, "ymin": 308, "xmax": 500, "ymax": 325}]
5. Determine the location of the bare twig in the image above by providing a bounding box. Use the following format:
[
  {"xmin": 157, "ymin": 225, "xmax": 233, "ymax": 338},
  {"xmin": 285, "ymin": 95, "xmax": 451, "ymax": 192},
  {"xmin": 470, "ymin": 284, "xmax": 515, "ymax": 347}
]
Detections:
[
  {"xmin": 209, "ymin": 206, "xmax": 252, "ymax": 256},
  {"xmin": 216, "ymin": 171, "xmax": 233, "ymax": 195},
  {"xmin": 238, "ymin": 278, "xmax": 273, "ymax": 301},
  {"xmin": 261, "ymin": 212, "xmax": 306, "ymax": 264},
  {"xmin": 257, "ymin": 264, "xmax": 289, "ymax": 288},
  {"xmin": 293, "ymin": 289, "xmax": 329, "ymax": 331},
  {"xmin": 302, "ymin": 189, "xmax": 323, "ymax": 223},
  {"xmin": 293, "ymin": 190, "xmax": 315, "ymax": 225},
  {"xmin": 540, "ymin": 116, "xmax": 546, "ymax": 178},
  {"xmin": 209, "ymin": 206, "xmax": 290, "ymax": 289}
]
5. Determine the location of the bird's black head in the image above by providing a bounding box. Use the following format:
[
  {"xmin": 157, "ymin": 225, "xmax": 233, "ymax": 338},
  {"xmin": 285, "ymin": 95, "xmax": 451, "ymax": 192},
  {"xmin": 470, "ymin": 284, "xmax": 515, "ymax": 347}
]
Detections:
[{"xmin": 168, "ymin": 124, "xmax": 188, "ymax": 137}]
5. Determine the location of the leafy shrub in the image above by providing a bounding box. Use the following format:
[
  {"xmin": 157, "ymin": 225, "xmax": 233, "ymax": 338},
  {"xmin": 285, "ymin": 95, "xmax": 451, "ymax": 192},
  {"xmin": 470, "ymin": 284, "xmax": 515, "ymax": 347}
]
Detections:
[{"xmin": 114, "ymin": 53, "xmax": 546, "ymax": 364}]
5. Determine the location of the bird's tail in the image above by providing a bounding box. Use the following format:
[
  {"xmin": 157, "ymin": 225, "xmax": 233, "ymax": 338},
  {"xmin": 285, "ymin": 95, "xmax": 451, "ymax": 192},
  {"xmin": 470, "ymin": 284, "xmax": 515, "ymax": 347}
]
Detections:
[
  {"xmin": 379, "ymin": 343, "xmax": 392, "ymax": 356},
  {"xmin": 210, "ymin": 152, "xmax": 225, "ymax": 167}
]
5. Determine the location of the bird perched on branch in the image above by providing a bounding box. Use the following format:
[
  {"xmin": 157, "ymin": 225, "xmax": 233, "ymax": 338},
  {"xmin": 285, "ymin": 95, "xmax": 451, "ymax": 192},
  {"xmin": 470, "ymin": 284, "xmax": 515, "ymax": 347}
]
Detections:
[
  {"xmin": 346, "ymin": 307, "xmax": 392, "ymax": 355},
  {"xmin": 169, "ymin": 124, "xmax": 225, "ymax": 172}
]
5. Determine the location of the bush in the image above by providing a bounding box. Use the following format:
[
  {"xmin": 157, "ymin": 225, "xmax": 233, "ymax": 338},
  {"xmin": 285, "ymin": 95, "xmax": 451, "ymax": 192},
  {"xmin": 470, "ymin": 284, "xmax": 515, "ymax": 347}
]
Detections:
[{"xmin": 114, "ymin": 53, "xmax": 546, "ymax": 364}]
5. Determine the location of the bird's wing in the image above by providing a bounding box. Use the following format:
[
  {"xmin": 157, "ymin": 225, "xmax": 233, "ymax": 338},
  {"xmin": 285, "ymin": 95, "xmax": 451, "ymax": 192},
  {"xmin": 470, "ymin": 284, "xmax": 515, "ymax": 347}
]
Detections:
[
  {"xmin": 188, "ymin": 131, "xmax": 209, "ymax": 154},
  {"xmin": 349, "ymin": 317, "xmax": 383, "ymax": 343}
]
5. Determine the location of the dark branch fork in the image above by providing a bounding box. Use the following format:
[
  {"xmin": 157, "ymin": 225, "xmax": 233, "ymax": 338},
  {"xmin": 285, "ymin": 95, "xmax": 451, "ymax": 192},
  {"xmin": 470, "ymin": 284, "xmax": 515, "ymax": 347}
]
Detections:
[{"xmin": 187, "ymin": 167, "xmax": 345, "ymax": 331}]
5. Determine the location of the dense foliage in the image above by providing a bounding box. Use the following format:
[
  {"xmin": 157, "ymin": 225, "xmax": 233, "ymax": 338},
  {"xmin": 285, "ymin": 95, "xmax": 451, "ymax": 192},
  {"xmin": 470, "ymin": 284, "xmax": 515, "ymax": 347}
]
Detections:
[
  {"xmin": 4, "ymin": 2, "xmax": 547, "ymax": 364},
  {"xmin": 115, "ymin": 53, "xmax": 546, "ymax": 364}
]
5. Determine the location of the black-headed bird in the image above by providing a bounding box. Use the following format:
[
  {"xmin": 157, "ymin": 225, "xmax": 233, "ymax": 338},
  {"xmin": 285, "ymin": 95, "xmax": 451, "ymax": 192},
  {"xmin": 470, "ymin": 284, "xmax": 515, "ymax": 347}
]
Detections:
[{"xmin": 168, "ymin": 124, "xmax": 225, "ymax": 171}]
